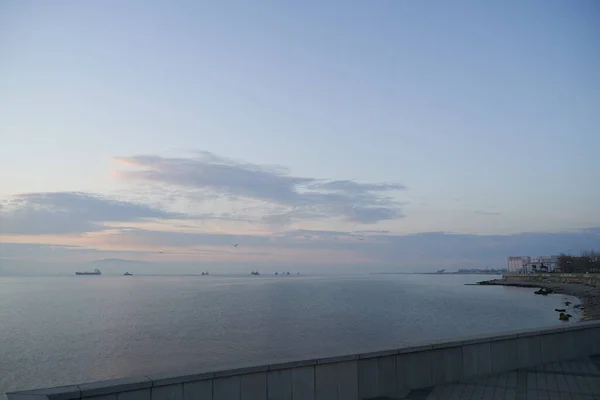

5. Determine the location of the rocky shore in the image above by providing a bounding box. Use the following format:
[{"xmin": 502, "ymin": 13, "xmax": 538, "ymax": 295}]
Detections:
[{"xmin": 477, "ymin": 278, "xmax": 600, "ymax": 321}]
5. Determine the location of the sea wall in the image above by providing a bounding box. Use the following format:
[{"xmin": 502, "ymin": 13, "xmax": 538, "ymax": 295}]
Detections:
[
  {"xmin": 503, "ymin": 273, "xmax": 600, "ymax": 287},
  {"xmin": 8, "ymin": 322, "xmax": 600, "ymax": 400}
]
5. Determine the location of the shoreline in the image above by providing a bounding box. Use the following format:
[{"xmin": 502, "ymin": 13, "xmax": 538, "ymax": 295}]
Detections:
[{"xmin": 477, "ymin": 278, "xmax": 600, "ymax": 321}]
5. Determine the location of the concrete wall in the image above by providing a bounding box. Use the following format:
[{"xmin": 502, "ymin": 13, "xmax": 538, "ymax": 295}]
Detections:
[
  {"xmin": 8, "ymin": 322, "xmax": 600, "ymax": 400},
  {"xmin": 503, "ymin": 273, "xmax": 600, "ymax": 287}
]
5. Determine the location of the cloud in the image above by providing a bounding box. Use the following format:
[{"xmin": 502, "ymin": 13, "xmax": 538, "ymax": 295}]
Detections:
[
  {"xmin": 83, "ymin": 226, "xmax": 600, "ymax": 266},
  {"xmin": 474, "ymin": 210, "xmax": 501, "ymax": 216},
  {"xmin": 3, "ymin": 226, "xmax": 599, "ymax": 272},
  {"xmin": 0, "ymin": 241, "xmax": 269, "ymax": 261},
  {"xmin": 0, "ymin": 242, "xmax": 142, "ymax": 259},
  {"xmin": 310, "ymin": 180, "xmax": 405, "ymax": 193},
  {"xmin": 0, "ymin": 192, "xmax": 181, "ymax": 235},
  {"xmin": 113, "ymin": 151, "xmax": 406, "ymax": 224}
]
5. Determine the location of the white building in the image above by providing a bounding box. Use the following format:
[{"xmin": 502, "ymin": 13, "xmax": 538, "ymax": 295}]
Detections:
[
  {"xmin": 507, "ymin": 255, "xmax": 560, "ymax": 273},
  {"xmin": 507, "ymin": 256, "xmax": 531, "ymax": 272},
  {"xmin": 524, "ymin": 255, "xmax": 559, "ymax": 273}
]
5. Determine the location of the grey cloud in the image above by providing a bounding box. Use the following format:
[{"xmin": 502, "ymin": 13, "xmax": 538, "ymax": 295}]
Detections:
[
  {"xmin": 113, "ymin": 227, "xmax": 598, "ymax": 255},
  {"xmin": 365, "ymin": 229, "xmax": 600, "ymax": 262},
  {"xmin": 194, "ymin": 212, "xmax": 255, "ymax": 223},
  {"xmin": 261, "ymin": 208, "xmax": 327, "ymax": 227},
  {"xmin": 474, "ymin": 210, "xmax": 501, "ymax": 216},
  {"xmin": 114, "ymin": 151, "xmax": 405, "ymax": 224},
  {"xmin": 340, "ymin": 205, "xmax": 402, "ymax": 223},
  {"xmin": 0, "ymin": 192, "xmax": 182, "ymax": 235},
  {"xmin": 116, "ymin": 154, "xmax": 311, "ymax": 205},
  {"xmin": 4, "ymin": 227, "xmax": 599, "ymax": 273},
  {"xmin": 0, "ymin": 242, "xmax": 148, "ymax": 258},
  {"xmin": 0, "ymin": 242, "xmax": 269, "ymax": 262},
  {"xmin": 310, "ymin": 180, "xmax": 405, "ymax": 193},
  {"xmin": 101, "ymin": 227, "xmax": 600, "ymax": 270}
]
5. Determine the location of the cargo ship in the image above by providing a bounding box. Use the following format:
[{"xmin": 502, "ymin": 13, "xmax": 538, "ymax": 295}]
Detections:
[{"xmin": 75, "ymin": 269, "xmax": 101, "ymax": 275}]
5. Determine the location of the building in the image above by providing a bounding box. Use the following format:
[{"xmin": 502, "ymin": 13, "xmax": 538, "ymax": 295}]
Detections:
[
  {"xmin": 507, "ymin": 256, "xmax": 531, "ymax": 272},
  {"xmin": 507, "ymin": 255, "xmax": 560, "ymax": 273},
  {"xmin": 524, "ymin": 255, "xmax": 559, "ymax": 273}
]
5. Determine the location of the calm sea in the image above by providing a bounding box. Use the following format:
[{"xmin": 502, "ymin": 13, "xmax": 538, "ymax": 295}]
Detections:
[{"xmin": 0, "ymin": 274, "xmax": 580, "ymax": 396}]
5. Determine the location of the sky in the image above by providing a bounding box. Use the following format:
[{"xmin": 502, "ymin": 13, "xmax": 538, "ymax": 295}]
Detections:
[{"xmin": 1, "ymin": 1, "xmax": 599, "ymax": 274}]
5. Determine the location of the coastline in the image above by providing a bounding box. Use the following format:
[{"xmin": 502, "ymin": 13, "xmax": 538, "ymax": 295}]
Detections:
[{"xmin": 477, "ymin": 278, "xmax": 600, "ymax": 321}]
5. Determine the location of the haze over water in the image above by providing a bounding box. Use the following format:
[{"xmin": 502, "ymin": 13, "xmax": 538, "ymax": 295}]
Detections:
[{"xmin": 0, "ymin": 274, "xmax": 579, "ymax": 397}]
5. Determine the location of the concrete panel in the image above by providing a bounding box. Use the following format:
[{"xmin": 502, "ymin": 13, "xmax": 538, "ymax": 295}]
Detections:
[
  {"xmin": 429, "ymin": 339, "xmax": 465, "ymax": 352},
  {"xmin": 7, "ymin": 386, "xmax": 82, "ymax": 400},
  {"xmin": 569, "ymin": 329, "xmax": 590, "ymax": 359},
  {"xmin": 315, "ymin": 363, "xmax": 337, "ymax": 400},
  {"xmin": 463, "ymin": 342, "xmax": 492, "ymax": 378},
  {"xmin": 431, "ymin": 346, "xmax": 463, "ymax": 385},
  {"xmin": 580, "ymin": 327, "xmax": 598, "ymax": 357},
  {"xmin": 213, "ymin": 376, "xmax": 240, "ymax": 400},
  {"xmin": 591, "ymin": 327, "xmax": 600, "ymax": 354},
  {"xmin": 316, "ymin": 354, "xmax": 359, "ymax": 364},
  {"xmin": 576, "ymin": 328, "xmax": 596, "ymax": 356},
  {"xmin": 151, "ymin": 385, "xmax": 183, "ymax": 400},
  {"xmin": 149, "ymin": 369, "xmax": 214, "ymax": 387},
  {"xmin": 241, "ymin": 372, "xmax": 267, "ymax": 400},
  {"xmin": 267, "ymin": 369, "xmax": 292, "ymax": 400},
  {"xmin": 581, "ymin": 327, "xmax": 600, "ymax": 355},
  {"xmin": 11, "ymin": 322, "xmax": 600, "ymax": 400},
  {"xmin": 336, "ymin": 361, "xmax": 358, "ymax": 400},
  {"xmin": 358, "ymin": 358, "xmax": 378, "ymax": 399},
  {"xmin": 396, "ymin": 351, "xmax": 432, "ymax": 390},
  {"xmin": 215, "ymin": 365, "xmax": 267, "ymax": 379},
  {"xmin": 183, "ymin": 380, "xmax": 212, "ymax": 400},
  {"xmin": 540, "ymin": 333, "xmax": 563, "ymax": 364},
  {"xmin": 81, "ymin": 377, "xmax": 152, "ymax": 398},
  {"xmin": 117, "ymin": 389, "xmax": 151, "ymax": 400},
  {"xmin": 517, "ymin": 336, "xmax": 542, "ymax": 369},
  {"xmin": 358, "ymin": 349, "xmax": 398, "ymax": 359},
  {"xmin": 86, "ymin": 396, "xmax": 116, "ymax": 400},
  {"xmin": 555, "ymin": 331, "xmax": 576, "ymax": 360},
  {"xmin": 490, "ymin": 339, "xmax": 518, "ymax": 374},
  {"xmin": 291, "ymin": 366, "xmax": 315, "ymax": 400},
  {"xmin": 377, "ymin": 355, "xmax": 397, "ymax": 397},
  {"xmin": 268, "ymin": 359, "xmax": 315, "ymax": 371}
]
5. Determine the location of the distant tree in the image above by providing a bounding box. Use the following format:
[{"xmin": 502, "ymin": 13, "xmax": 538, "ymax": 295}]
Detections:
[
  {"xmin": 558, "ymin": 253, "xmax": 574, "ymax": 273},
  {"xmin": 581, "ymin": 250, "xmax": 600, "ymax": 272},
  {"xmin": 558, "ymin": 251, "xmax": 600, "ymax": 273}
]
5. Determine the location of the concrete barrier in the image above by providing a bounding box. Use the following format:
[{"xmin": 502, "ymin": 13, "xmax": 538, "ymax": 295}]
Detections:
[
  {"xmin": 503, "ymin": 273, "xmax": 600, "ymax": 287},
  {"xmin": 7, "ymin": 321, "xmax": 600, "ymax": 400}
]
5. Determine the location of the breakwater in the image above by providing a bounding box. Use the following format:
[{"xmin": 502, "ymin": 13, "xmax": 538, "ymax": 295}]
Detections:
[{"xmin": 8, "ymin": 322, "xmax": 600, "ymax": 400}]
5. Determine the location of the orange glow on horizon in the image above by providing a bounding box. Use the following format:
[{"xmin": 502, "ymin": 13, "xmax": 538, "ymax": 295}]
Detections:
[{"xmin": 0, "ymin": 232, "xmax": 375, "ymax": 265}]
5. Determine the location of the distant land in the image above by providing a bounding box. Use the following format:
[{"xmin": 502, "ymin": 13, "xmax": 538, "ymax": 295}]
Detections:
[
  {"xmin": 372, "ymin": 268, "xmax": 507, "ymax": 275},
  {"xmin": 0, "ymin": 258, "xmax": 507, "ymax": 277}
]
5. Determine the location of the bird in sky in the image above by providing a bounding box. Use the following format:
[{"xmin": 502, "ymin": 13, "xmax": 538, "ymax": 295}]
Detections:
[{"xmin": 234, "ymin": 244, "xmax": 239, "ymax": 247}]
